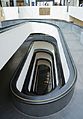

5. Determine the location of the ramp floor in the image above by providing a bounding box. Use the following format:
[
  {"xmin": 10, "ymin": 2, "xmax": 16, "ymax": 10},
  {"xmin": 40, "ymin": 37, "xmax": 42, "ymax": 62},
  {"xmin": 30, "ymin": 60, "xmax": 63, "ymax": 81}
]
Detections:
[{"xmin": 0, "ymin": 22, "xmax": 83, "ymax": 119}]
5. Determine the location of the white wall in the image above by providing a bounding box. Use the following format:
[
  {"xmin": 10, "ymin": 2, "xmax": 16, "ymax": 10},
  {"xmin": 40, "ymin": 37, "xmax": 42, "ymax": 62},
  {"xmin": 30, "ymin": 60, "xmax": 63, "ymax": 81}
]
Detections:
[
  {"xmin": 69, "ymin": 7, "xmax": 83, "ymax": 21},
  {"xmin": 2, "ymin": 6, "xmax": 83, "ymax": 22},
  {"xmin": 0, "ymin": 23, "xmax": 31, "ymax": 70},
  {"xmin": 3, "ymin": 6, "xmax": 69, "ymax": 21},
  {"xmin": 18, "ymin": 6, "xmax": 69, "ymax": 20},
  {"xmin": 19, "ymin": 6, "xmax": 40, "ymax": 19},
  {"xmin": 3, "ymin": 7, "xmax": 19, "ymax": 20},
  {"xmin": 50, "ymin": 6, "xmax": 69, "ymax": 20}
]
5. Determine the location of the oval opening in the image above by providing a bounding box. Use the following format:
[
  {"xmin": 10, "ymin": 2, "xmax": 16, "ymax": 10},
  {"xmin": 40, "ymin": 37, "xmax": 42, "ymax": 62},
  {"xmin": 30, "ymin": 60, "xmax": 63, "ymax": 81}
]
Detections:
[
  {"xmin": 22, "ymin": 51, "xmax": 55, "ymax": 95},
  {"xmin": 16, "ymin": 39, "xmax": 65, "ymax": 96}
]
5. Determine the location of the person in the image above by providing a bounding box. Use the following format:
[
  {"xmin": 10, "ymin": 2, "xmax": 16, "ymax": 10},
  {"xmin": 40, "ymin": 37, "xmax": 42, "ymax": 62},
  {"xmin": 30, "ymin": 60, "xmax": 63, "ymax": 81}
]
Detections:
[
  {"xmin": 45, "ymin": 2, "xmax": 48, "ymax": 6},
  {"xmin": 80, "ymin": 3, "xmax": 83, "ymax": 7},
  {"xmin": 6, "ymin": 2, "xmax": 9, "ymax": 7}
]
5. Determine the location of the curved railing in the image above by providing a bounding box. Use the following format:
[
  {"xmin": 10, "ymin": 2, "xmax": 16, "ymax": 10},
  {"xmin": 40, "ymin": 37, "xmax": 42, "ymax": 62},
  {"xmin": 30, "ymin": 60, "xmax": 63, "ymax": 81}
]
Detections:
[{"xmin": 10, "ymin": 21, "xmax": 77, "ymax": 117}]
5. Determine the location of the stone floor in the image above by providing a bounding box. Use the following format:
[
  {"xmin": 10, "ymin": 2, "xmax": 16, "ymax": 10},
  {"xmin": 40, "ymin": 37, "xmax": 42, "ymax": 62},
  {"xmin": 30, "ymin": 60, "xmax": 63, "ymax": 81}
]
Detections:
[{"xmin": 38, "ymin": 24, "xmax": 83, "ymax": 119}]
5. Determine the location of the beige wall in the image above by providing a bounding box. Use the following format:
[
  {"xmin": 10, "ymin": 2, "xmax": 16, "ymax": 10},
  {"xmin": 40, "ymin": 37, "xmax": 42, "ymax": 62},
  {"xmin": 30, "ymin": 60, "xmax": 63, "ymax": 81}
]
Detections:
[
  {"xmin": 0, "ymin": 7, "xmax": 5, "ymax": 21},
  {"xmin": 69, "ymin": 16, "xmax": 83, "ymax": 26}
]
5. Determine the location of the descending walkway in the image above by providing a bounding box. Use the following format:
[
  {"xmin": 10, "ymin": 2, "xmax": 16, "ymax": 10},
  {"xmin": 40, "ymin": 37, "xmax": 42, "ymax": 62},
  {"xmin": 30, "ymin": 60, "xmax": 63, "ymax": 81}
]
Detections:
[
  {"xmin": 0, "ymin": 20, "xmax": 83, "ymax": 119},
  {"xmin": 53, "ymin": 27, "xmax": 83, "ymax": 119}
]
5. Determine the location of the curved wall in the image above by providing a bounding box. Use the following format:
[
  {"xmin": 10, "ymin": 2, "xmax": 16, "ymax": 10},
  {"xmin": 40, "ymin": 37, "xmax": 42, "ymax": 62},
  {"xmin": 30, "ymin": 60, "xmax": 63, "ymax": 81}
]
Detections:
[{"xmin": 0, "ymin": 22, "xmax": 69, "ymax": 84}]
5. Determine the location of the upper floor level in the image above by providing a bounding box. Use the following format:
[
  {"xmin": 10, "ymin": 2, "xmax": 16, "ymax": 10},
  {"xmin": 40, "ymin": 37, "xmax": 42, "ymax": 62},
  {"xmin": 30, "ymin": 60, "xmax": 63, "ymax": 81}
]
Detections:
[{"xmin": 0, "ymin": 0, "xmax": 83, "ymax": 7}]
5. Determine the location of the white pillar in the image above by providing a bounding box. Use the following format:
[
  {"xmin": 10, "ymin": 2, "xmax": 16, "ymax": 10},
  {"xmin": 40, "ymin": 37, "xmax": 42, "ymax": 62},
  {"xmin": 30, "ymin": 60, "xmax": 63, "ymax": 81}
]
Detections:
[
  {"xmin": 30, "ymin": 0, "xmax": 32, "ymax": 6},
  {"xmin": 13, "ymin": 0, "xmax": 16, "ymax": 6},
  {"xmin": 76, "ymin": 0, "xmax": 79, "ymax": 6}
]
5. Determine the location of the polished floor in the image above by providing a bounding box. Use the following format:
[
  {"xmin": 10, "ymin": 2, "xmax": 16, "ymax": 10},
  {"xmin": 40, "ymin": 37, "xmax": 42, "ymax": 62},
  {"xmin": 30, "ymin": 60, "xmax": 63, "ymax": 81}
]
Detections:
[{"xmin": 0, "ymin": 21, "xmax": 83, "ymax": 119}]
